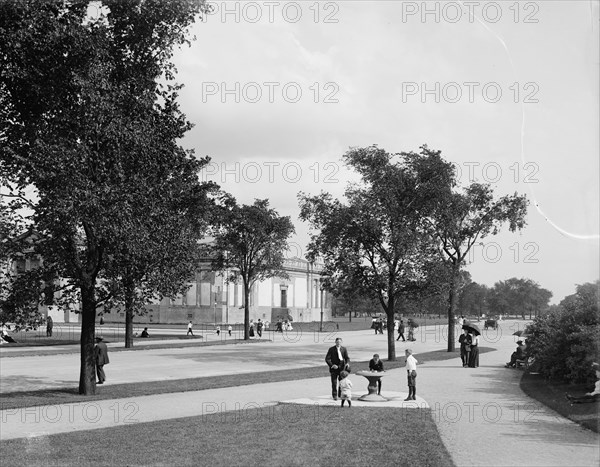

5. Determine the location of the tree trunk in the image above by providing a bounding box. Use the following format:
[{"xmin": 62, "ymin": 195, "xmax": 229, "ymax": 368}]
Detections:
[
  {"xmin": 447, "ymin": 263, "xmax": 459, "ymax": 352},
  {"xmin": 78, "ymin": 281, "xmax": 97, "ymax": 395},
  {"xmin": 386, "ymin": 294, "xmax": 396, "ymax": 361},
  {"xmin": 243, "ymin": 279, "xmax": 250, "ymax": 340},
  {"xmin": 124, "ymin": 276, "xmax": 134, "ymax": 348}
]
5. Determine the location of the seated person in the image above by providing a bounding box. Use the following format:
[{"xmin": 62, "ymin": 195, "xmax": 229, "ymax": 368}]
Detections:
[
  {"xmin": 1, "ymin": 324, "xmax": 16, "ymax": 343},
  {"xmin": 566, "ymin": 363, "xmax": 600, "ymax": 404},
  {"xmin": 368, "ymin": 353, "xmax": 385, "ymax": 395},
  {"xmin": 505, "ymin": 340, "xmax": 527, "ymax": 368},
  {"xmin": 140, "ymin": 327, "xmax": 150, "ymax": 338}
]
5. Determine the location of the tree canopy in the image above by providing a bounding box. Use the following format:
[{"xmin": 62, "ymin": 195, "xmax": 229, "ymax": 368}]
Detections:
[
  {"xmin": 210, "ymin": 197, "xmax": 295, "ymax": 340},
  {"xmin": 299, "ymin": 145, "xmax": 452, "ymax": 360},
  {"xmin": 0, "ymin": 0, "xmax": 212, "ymax": 394}
]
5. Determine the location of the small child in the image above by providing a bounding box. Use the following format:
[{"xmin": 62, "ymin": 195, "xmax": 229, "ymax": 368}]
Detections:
[
  {"xmin": 339, "ymin": 370, "xmax": 353, "ymax": 407},
  {"xmin": 404, "ymin": 349, "xmax": 418, "ymax": 401}
]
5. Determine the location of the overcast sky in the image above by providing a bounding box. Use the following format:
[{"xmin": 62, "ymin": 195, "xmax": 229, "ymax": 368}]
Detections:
[{"xmin": 171, "ymin": 0, "xmax": 599, "ymax": 304}]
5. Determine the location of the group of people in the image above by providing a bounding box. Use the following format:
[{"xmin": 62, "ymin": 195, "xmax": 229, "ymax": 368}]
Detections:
[
  {"xmin": 458, "ymin": 328, "xmax": 480, "ymax": 368},
  {"xmin": 395, "ymin": 319, "xmax": 417, "ymax": 342},
  {"xmin": 275, "ymin": 319, "xmax": 292, "ymax": 333},
  {"xmin": 325, "ymin": 337, "xmax": 419, "ymax": 407},
  {"xmin": 249, "ymin": 319, "xmax": 268, "ymax": 337}
]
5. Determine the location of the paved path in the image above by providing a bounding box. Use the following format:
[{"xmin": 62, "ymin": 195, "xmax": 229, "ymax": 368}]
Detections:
[{"xmin": 1, "ymin": 321, "xmax": 598, "ymax": 466}]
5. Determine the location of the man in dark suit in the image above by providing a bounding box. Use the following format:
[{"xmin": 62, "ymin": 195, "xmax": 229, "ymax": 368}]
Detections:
[
  {"xmin": 94, "ymin": 336, "xmax": 110, "ymax": 384},
  {"xmin": 325, "ymin": 337, "xmax": 350, "ymax": 400}
]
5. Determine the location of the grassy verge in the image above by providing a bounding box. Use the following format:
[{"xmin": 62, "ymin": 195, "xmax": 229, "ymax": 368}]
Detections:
[
  {"xmin": 1, "ymin": 348, "xmax": 491, "ymax": 410},
  {"xmin": 1, "ymin": 405, "xmax": 454, "ymax": 467},
  {"xmin": 520, "ymin": 372, "xmax": 599, "ymax": 433}
]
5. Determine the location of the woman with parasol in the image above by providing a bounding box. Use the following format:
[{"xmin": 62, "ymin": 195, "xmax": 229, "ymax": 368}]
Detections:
[{"xmin": 462, "ymin": 322, "xmax": 480, "ymax": 368}]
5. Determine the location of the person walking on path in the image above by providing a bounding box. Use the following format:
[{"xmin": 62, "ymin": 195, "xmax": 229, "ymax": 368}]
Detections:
[
  {"xmin": 404, "ymin": 348, "xmax": 418, "ymax": 401},
  {"xmin": 339, "ymin": 370, "xmax": 352, "ymax": 407},
  {"xmin": 257, "ymin": 319, "xmax": 263, "ymax": 338},
  {"xmin": 369, "ymin": 353, "xmax": 385, "ymax": 395},
  {"xmin": 325, "ymin": 337, "xmax": 350, "ymax": 400},
  {"xmin": 396, "ymin": 319, "xmax": 406, "ymax": 342},
  {"xmin": 228, "ymin": 324, "xmax": 232, "ymax": 336},
  {"xmin": 46, "ymin": 316, "xmax": 53, "ymax": 337},
  {"xmin": 94, "ymin": 336, "xmax": 109, "ymax": 384},
  {"xmin": 187, "ymin": 321, "xmax": 194, "ymax": 337},
  {"xmin": 468, "ymin": 332, "xmax": 479, "ymax": 368},
  {"xmin": 458, "ymin": 329, "xmax": 472, "ymax": 367},
  {"xmin": 215, "ymin": 325, "xmax": 221, "ymax": 336}
]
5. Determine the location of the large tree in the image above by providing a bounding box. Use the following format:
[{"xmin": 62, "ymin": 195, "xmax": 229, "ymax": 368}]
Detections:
[
  {"xmin": 210, "ymin": 198, "xmax": 295, "ymax": 340},
  {"xmin": 427, "ymin": 180, "xmax": 528, "ymax": 351},
  {"xmin": 487, "ymin": 278, "xmax": 551, "ymax": 320},
  {"xmin": 0, "ymin": 0, "xmax": 211, "ymax": 394},
  {"xmin": 299, "ymin": 146, "xmax": 453, "ymax": 360}
]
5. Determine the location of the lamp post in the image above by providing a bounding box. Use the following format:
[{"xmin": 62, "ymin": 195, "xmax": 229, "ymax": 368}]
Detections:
[{"xmin": 319, "ymin": 278, "xmax": 324, "ymax": 332}]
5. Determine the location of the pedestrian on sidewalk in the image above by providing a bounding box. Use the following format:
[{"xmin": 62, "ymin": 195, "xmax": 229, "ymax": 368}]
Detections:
[
  {"xmin": 339, "ymin": 370, "xmax": 352, "ymax": 407},
  {"xmin": 396, "ymin": 319, "xmax": 406, "ymax": 341},
  {"xmin": 257, "ymin": 319, "xmax": 263, "ymax": 337},
  {"xmin": 458, "ymin": 329, "xmax": 472, "ymax": 367},
  {"xmin": 216, "ymin": 325, "xmax": 221, "ymax": 336},
  {"xmin": 187, "ymin": 321, "xmax": 194, "ymax": 337},
  {"xmin": 228, "ymin": 324, "xmax": 232, "ymax": 336},
  {"xmin": 404, "ymin": 348, "xmax": 418, "ymax": 401},
  {"xmin": 94, "ymin": 336, "xmax": 109, "ymax": 384},
  {"xmin": 468, "ymin": 332, "xmax": 479, "ymax": 368},
  {"xmin": 325, "ymin": 337, "xmax": 350, "ymax": 400},
  {"xmin": 46, "ymin": 316, "xmax": 53, "ymax": 337}
]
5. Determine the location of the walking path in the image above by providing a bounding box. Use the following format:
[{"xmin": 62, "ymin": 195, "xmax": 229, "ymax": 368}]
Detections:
[{"xmin": 1, "ymin": 321, "xmax": 598, "ymax": 466}]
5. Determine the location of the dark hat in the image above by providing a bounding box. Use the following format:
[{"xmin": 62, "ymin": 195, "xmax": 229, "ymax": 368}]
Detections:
[
  {"xmin": 95, "ymin": 336, "xmax": 103, "ymax": 341},
  {"xmin": 516, "ymin": 340, "xmax": 523, "ymax": 344}
]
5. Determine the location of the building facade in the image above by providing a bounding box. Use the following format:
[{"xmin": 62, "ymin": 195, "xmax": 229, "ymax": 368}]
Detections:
[{"xmin": 102, "ymin": 257, "xmax": 332, "ymax": 325}]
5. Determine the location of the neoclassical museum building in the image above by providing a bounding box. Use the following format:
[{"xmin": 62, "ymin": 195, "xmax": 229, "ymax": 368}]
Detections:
[
  {"xmin": 9, "ymin": 249, "xmax": 332, "ymax": 325},
  {"xmin": 102, "ymin": 257, "xmax": 333, "ymax": 325}
]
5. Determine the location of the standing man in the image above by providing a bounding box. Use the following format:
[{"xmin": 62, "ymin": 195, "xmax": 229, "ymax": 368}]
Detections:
[
  {"xmin": 94, "ymin": 336, "xmax": 110, "ymax": 384},
  {"xmin": 325, "ymin": 337, "xmax": 350, "ymax": 400},
  {"xmin": 46, "ymin": 316, "xmax": 53, "ymax": 337},
  {"xmin": 228, "ymin": 324, "xmax": 232, "ymax": 336},
  {"xmin": 257, "ymin": 319, "xmax": 263, "ymax": 338},
  {"xmin": 187, "ymin": 321, "xmax": 194, "ymax": 337}
]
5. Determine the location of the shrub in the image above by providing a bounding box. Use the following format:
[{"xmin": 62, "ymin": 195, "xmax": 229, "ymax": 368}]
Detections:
[{"xmin": 526, "ymin": 281, "xmax": 599, "ymax": 384}]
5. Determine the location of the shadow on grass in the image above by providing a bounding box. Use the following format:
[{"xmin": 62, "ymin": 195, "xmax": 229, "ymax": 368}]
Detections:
[
  {"xmin": 520, "ymin": 372, "xmax": 599, "ymax": 433},
  {"xmin": 0, "ymin": 348, "xmax": 493, "ymax": 411}
]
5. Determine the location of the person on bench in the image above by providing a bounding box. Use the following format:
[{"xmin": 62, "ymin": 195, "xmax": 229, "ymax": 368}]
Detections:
[
  {"xmin": 505, "ymin": 340, "xmax": 527, "ymax": 368},
  {"xmin": 566, "ymin": 363, "xmax": 600, "ymax": 404}
]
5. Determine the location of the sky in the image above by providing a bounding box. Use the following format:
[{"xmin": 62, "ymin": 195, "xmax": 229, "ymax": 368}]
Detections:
[{"xmin": 169, "ymin": 0, "xmax": 599, "ymax": 304}]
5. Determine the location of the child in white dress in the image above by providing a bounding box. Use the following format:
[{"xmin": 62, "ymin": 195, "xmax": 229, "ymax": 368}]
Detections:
[{"xmin": 339, "ymin": 370, "xmax": 352, "ymax": 407}]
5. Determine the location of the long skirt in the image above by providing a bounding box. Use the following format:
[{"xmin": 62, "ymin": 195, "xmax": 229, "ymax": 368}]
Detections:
[{"xmin": 468, "ymin": 346, "xmax": 479, "ymax": 367}]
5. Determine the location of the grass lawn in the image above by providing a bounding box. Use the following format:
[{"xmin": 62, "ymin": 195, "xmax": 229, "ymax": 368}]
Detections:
[
  {"xmin": 2, "ymin": 405, "xmax": 454, "ymax": 467},
  {"xmin": 520, "ymin": 372, "xmax": 599, "ymax": 433},
  {"xmin": 1, "ymin": 348, "xmax": 492, "ymax": 410}
]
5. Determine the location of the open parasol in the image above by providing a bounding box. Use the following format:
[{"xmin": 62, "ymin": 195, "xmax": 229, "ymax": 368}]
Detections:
[{"xmin": 462, "ymin": 322, "xmax": 481, "ymax": 336}]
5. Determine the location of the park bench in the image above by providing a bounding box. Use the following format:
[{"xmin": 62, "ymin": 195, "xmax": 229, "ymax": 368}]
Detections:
[{"xmin": 515, "ymin": 356, "xmax": 535, "ymax": 370}]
